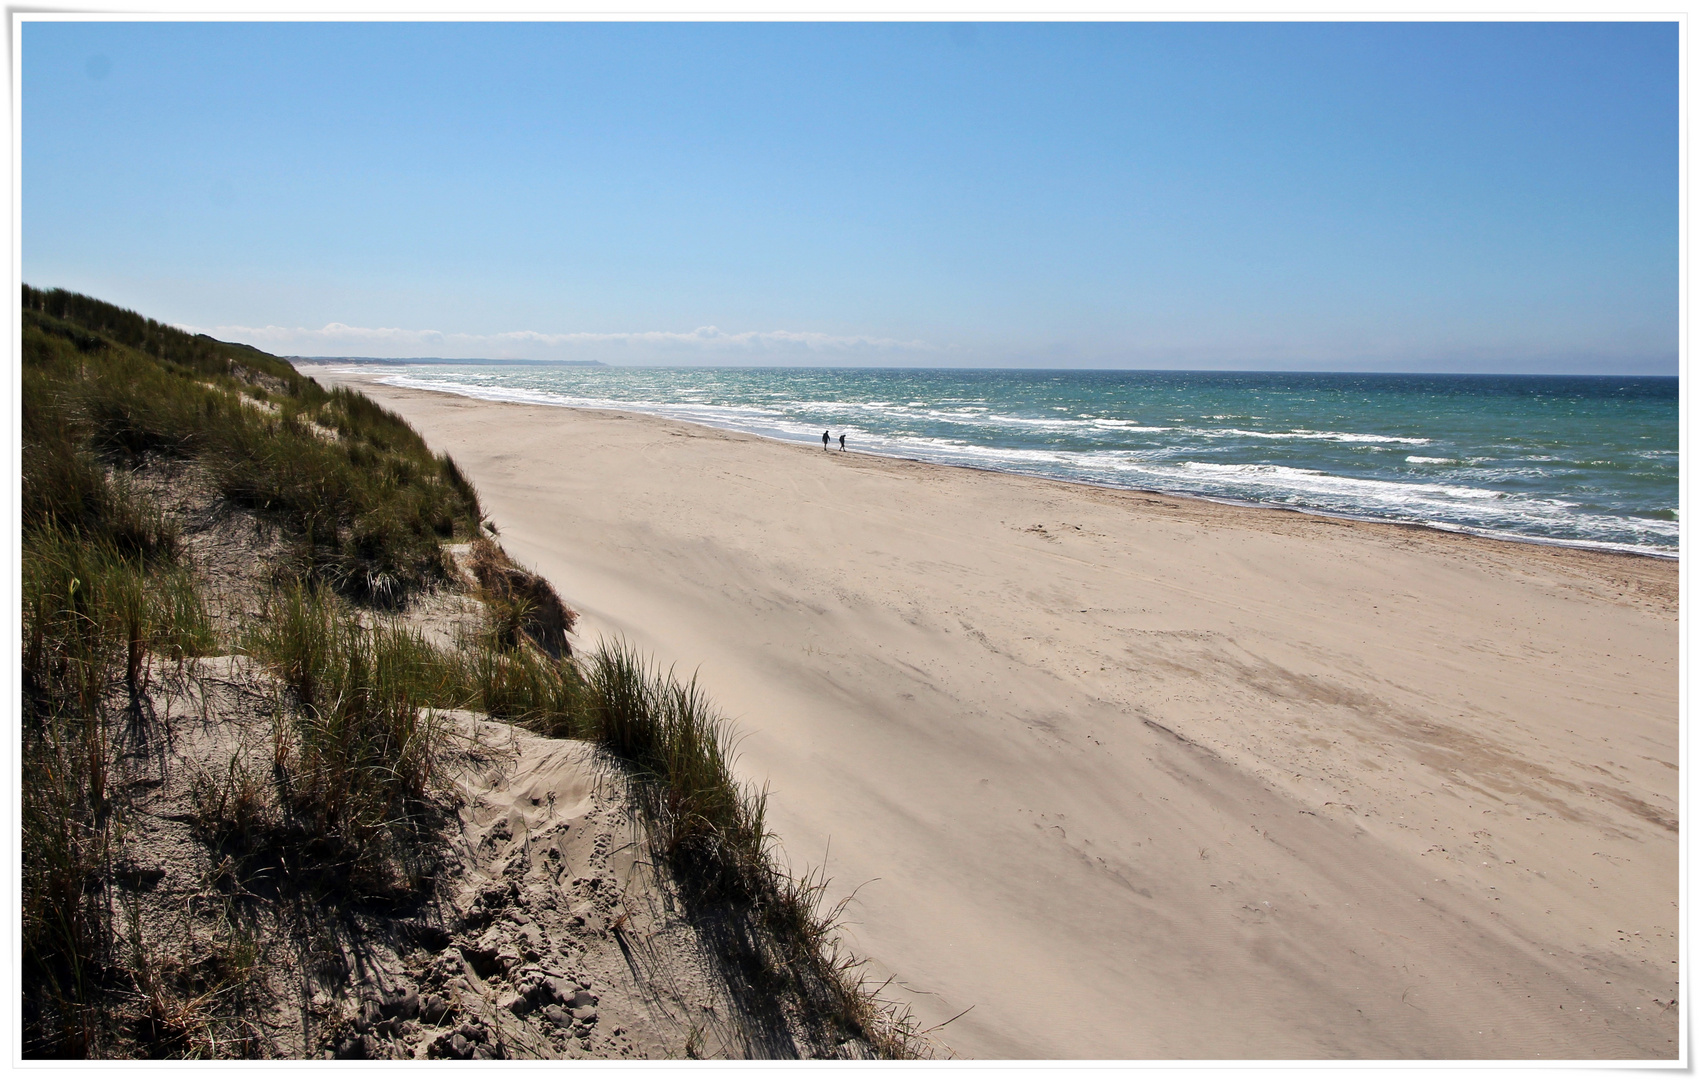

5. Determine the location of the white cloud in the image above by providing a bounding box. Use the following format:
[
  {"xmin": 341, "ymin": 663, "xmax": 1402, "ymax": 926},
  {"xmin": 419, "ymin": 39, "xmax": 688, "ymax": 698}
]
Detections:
[{"xmin": 180, "ymin": 320, "xmax": 940, "ymax": 363}]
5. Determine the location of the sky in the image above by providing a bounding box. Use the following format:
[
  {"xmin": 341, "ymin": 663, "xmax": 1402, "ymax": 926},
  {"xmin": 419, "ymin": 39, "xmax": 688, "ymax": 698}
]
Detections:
[{"xmin": 21, "ymin": 20, "xmax": 1679, "ymax": 373}]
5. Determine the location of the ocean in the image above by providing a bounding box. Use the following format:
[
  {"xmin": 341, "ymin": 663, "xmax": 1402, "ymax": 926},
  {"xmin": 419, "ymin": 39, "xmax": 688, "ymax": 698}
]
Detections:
[{"xmin": 371, "ymin": 366, "xmax": 1679, "ymax": 558}]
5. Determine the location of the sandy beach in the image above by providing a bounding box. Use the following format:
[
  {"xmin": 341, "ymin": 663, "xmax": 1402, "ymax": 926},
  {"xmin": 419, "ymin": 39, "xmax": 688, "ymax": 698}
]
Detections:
[{"xmin": 307, "ymin": 367, "xmax": 1678, "ymax": 1060}]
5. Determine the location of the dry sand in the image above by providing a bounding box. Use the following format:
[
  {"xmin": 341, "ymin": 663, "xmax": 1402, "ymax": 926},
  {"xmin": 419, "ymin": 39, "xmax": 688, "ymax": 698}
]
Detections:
[{"xmin": 307, "ymin": 367, "xmax": 1679, "ymax": 1060}]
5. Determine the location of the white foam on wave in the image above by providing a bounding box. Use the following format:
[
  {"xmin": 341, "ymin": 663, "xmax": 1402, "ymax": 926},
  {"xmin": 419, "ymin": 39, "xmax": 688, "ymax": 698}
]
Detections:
[
  {"xmin": 1203, "ymin": 427, "xmax": 1432, "ymax": 445},
  {"xmin": 782, "ymin": 399, "xmax": 982, "ymax": 416},
  {"xmin": 1089, "ymin": 419, "xmax": 1171, "ymax": 431},
  {"xmin": 1174, "ymin": 461, "xmax": 1501, "ymax": 502},
  {"xmin": 1417, "ymin": 520, "xmax": 1676, "ymax": 559},
  {"xmin": 859, "ymin": 433, "xmax": 1075, "ymax": 466},
  {"xmin": 978, "ymin": 413, "xmax": 1143, "ymax": 432}
]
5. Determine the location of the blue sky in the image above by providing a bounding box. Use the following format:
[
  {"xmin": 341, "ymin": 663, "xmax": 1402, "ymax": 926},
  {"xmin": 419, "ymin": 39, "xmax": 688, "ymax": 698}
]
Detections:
[{"xmin": 22, "ymin": 20, "xmax": 1678, "ymax": 372}]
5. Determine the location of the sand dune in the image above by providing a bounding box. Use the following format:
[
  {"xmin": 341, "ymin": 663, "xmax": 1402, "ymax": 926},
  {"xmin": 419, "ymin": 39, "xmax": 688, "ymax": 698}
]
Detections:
[{"xmin": 307, "ymin": 367, "xmax": 1678, "ymax": 1060}]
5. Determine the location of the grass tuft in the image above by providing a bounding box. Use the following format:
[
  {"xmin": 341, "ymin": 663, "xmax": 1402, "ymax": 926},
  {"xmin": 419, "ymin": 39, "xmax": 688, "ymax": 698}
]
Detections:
[
  {"xmin": 465, "ymin": 537, "xmax": 577, "ymax": 656},
  {"xmin": 241, "ymin": 584, "xmax": 456, "ymax": 894},
  {"xmin": 577, "ymin": 640, "xmax": 926, "ymax": 1057}
]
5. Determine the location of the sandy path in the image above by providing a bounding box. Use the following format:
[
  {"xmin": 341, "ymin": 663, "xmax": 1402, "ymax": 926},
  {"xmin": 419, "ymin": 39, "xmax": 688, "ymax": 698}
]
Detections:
[{"xmin": 308, "ymin": 368, "xmax": 1678, "ymax": 1060}]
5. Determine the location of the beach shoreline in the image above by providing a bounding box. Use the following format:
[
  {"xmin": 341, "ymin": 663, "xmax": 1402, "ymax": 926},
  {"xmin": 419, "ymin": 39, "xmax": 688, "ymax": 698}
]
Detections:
[
  {"xmin": 358, "ymin": 367, "xmax": 1679, "ymax": 563},
  {"xmin": 303, "ymin": 364, "xmax": 1678, "ymax": 1060}
]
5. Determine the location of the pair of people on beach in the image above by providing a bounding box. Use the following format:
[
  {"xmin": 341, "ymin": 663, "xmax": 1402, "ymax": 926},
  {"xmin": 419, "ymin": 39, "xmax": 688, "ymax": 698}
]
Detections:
[{"xmin": 822, "ymin": 430, "xmax": 845, "ymax": 451}]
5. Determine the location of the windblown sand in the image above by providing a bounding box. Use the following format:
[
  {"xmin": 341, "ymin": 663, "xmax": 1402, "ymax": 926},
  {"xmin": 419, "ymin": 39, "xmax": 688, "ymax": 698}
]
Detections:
[{"xmin": 307, "ymin": 368, "xmax": 1678, "ymax": 1060}]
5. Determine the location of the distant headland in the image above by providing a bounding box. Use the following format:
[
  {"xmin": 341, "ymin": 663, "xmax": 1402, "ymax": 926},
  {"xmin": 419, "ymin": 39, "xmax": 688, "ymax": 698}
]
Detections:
[{"xmin": 293, "ymin": 356, "xmax": 607, "ymax": 367}]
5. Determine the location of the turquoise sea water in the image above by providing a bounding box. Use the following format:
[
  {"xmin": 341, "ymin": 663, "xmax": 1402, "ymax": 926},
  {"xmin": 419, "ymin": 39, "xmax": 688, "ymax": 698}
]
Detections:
[{"xmin": 372, "ymin": 366, "xmax": 1679, "ymax": 557}]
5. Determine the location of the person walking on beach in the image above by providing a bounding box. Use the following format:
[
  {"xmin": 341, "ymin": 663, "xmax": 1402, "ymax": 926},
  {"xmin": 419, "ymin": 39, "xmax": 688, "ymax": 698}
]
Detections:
[
  {"xmin": 822, "ymin": 430, "xmax": 830, "ymax": 449},
  {"xmin": 838, "ymin": 433, "xmax": 846, "ymax": 451}
]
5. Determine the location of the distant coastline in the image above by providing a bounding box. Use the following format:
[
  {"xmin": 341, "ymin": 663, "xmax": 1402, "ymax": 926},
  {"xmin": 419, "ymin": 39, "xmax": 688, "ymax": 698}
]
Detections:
[{"xmin": 293, "ymin": 356, "xmax": 607, "ymax": 367}]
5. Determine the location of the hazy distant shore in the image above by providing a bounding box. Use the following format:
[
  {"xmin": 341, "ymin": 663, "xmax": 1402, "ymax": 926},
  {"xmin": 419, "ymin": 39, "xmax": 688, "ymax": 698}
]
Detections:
[{"xmin": 305, "ymin": 364, "xmax": 1678, "ymax": 1060}]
